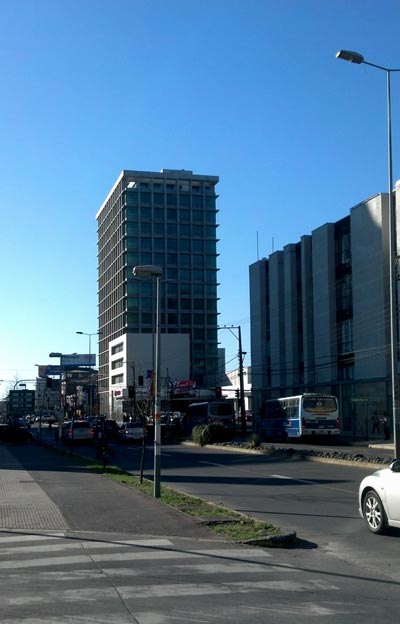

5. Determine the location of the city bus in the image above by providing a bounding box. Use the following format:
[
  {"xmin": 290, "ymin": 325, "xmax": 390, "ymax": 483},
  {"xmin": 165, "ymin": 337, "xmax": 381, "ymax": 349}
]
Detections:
[
  {"xmin": 254, "ymin": 394, "xmax": 340, "ymax": 440},
  {"xmin": 185, "ymin": 400, "xmax": 236, "ymax": 435}
]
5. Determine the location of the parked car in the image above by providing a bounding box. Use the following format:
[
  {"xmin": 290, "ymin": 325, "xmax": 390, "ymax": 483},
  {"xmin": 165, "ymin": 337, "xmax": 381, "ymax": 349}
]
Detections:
[
  {"xmin": 62, "ymin": 420, "xmax": 94, "ymax": 444},
  {"xmin": 358, "ymin": 459, "xmax": 400, "ymax": 533},
  {"xmin": 117, "ymin": 422, "xmax": 144, "ymax": 443}
]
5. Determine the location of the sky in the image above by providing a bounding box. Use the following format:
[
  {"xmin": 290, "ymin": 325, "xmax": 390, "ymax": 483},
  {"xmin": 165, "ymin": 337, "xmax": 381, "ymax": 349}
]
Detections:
[{"xmin": 2, "ymin": 0, "xmax": 400, "ymax": 396}]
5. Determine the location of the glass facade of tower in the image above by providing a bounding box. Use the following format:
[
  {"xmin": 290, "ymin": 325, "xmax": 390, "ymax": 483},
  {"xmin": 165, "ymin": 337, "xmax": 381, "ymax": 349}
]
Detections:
[{"xmin": 96, "ymin": 169, "xmax": 220, "ymax": 414}]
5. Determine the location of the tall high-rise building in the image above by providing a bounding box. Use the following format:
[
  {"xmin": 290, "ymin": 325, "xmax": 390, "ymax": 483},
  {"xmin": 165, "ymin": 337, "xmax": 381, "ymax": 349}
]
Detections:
[{"xmin": 96, "ymin": 169, "xmax": 220, "ymax": 417}]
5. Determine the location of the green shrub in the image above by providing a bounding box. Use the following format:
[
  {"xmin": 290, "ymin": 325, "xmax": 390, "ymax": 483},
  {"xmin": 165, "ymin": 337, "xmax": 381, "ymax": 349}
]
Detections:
[
  {"xmin": 191, "ymin": 424, "xmax": 208, "ymax": 446},
  {"xmin": 246, "ymin": 432, "xmax": 261, "ymax": 448},
  {"xmin": 191, "ymin": 422, "xmax": 231, "ymax": 445}
]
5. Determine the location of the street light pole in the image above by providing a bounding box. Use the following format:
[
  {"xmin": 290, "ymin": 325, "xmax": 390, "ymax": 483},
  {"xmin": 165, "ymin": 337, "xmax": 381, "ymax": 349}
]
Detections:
[
  {"xmin": 49, "ymin": 352, "xmax": 64, "ymax": 440},
  {"xmin": 76, "ymin": 331, "xmax": 101, "ymax": 418},
  {"xmin": 133, "ymin": 264, "xmax": 163, "ymax": 498},
  {"xmin": 336, "ymin": 50, "xmax": 400, "ymax": 458}
]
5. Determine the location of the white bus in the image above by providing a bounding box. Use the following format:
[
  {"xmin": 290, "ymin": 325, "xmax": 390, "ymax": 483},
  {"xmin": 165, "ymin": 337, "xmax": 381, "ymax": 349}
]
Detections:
[
  {"xmin": 186, "ymin": 400, "xmax": 236, "ymax": 435},
  {"xmin": 254, "ymin": 394, "xmax": 340, "ymax": 440}
]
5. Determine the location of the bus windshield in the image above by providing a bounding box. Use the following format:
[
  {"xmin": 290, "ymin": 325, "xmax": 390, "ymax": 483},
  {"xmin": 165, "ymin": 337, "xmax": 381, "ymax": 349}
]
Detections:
[
  {"xmin": 209, "ymin": 403, "xmax": 234, "ymax": 417},
  {"xmin": 303, "ymin": 396, "xmax": 337, "ymax": 413}
]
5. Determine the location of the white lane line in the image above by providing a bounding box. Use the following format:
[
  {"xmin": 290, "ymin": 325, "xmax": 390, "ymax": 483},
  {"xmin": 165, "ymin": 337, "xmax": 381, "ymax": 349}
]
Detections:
[
  {"xmin": 269, "ymin": 474, "xmax": 352, "ymax": 493},
  {"xmin": 199, "ymin": 461, "xmax": 225, "ymax": 467},
  {"xmin": 271, "ymin": 474, "xmax": 317, "ymax": 485}
]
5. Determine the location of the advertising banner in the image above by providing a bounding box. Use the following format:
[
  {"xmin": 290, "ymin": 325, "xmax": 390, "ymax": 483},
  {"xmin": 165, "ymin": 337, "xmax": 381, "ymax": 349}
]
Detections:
[
  {"xmin": 38, "ymin": 365, "xmax": 62, "ymax": 377},
  {"xmin": 61, "ymin": 354, "xmax": 96, "ymax": 368},
  {"xmin": 172, "ymin": 380, "xmax": 196, "ymax": 396}
]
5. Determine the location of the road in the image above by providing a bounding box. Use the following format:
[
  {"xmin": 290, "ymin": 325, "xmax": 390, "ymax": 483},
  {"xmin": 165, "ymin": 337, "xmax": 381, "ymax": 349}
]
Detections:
[
  {"xmin": 46, "ymin": 432, "xmax": 400, "ymax": 581},
  {"xmin": 1, "ymin": 435, "xmax": 400, "ymax": 622}
]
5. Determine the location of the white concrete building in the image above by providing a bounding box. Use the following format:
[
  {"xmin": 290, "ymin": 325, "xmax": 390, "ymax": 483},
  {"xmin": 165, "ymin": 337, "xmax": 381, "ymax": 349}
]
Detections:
[{"xmin": 249, "ymin": 183, "xmax": 400, "ymax": 437}]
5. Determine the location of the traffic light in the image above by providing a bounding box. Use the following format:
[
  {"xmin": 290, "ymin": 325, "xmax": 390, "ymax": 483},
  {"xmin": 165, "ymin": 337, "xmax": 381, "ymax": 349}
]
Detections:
[
  {"xmin": 235, "ymin": 388, "xmax": 240, "ymax": 398},
  {"xmin": 215, "ymin": 386, "xmax": 222, "ymax": 398},
  {"xmin": 46, "ymin": 377, "xmax": 53, "ymax": 389},
  {"xmin": 138, "ymin": 375, "xmax": 144, "ymax": 386}
]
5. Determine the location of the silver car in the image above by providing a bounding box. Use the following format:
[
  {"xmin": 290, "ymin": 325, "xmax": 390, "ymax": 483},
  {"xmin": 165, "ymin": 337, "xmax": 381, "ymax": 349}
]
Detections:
[
  {"xmin": 358, "ymin": 459, "xmax": 400, "ymax": 533},
  {"xmin": 62, "ymin": 420, "xmax": 94, "ymax": 444},
  {"xmin": 117, "ymin": 422, "xmax": 144, "ymax": 443}
]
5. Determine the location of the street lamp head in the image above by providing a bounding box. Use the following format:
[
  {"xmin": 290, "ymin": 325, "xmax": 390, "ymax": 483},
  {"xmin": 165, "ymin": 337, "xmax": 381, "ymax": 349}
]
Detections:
[
  {"xmin": 49, "ymin": 352, "xmax": 63, "ymax": 358},
  {"xmin": 336, "ymin": 49, "xmax": 364, "ymax": 64},
  {"xmin": 133, "ymin": 265, "xmax": 163, "ymax": 278}
]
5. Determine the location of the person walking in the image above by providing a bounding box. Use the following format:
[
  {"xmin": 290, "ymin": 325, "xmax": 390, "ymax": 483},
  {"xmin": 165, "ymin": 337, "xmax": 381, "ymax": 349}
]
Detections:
[
  {"xmin": 371, "ymin": 412, "xmax": 380, "ymax": 435},
  {"xmin": 381, "ymin": 412, "xmax": 390, "ymax": 441}
]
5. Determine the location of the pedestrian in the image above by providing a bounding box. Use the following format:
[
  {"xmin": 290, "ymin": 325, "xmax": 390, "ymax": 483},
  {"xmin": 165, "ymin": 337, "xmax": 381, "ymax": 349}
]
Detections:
[
  {"xmin": 381, "ymin": 412, "xmax": 390, "ymax": 441},
  {"xmin": 371, "ymin": 412, "xmax": 380, "ymax": 434}
]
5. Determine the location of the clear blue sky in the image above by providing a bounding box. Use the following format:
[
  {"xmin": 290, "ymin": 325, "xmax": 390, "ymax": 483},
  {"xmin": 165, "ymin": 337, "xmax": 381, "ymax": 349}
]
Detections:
[{"xmin": 2, "ymin": 0, "xmax": 400, "ymax": 395}]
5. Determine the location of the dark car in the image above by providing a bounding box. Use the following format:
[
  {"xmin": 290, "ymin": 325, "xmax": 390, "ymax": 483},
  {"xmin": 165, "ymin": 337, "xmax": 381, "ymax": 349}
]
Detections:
[
  {"xmin": 0, "ymin": 423, "xmax": 33, "ymax": 444},
  {"xmin": 93, "ymin": 419, "xmax": 120, "ymax": 441}
]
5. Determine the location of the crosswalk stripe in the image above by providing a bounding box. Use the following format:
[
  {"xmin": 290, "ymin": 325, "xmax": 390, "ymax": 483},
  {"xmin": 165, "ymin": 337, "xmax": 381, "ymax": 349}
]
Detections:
[
  {"xmin": 0, "ymin": 578, "xmax": 340, "ymax": 607},
  {"xmin": 0, "ymin": 544, "xmax": 273, "ymax": 570},
  {"xmin": 118, "ymin": 578, "xmax": 340, "ymax": 599},
  {"xmin": 0, "ymin": 533, "xmax": 65, "ymax": 544},
  {"xmin": 0, "ymin": 538, "xmax": 173, "ymax": 556},
  {"xmin": 0, "ymin": 550, "xmax": 230, "ymax": 570}
]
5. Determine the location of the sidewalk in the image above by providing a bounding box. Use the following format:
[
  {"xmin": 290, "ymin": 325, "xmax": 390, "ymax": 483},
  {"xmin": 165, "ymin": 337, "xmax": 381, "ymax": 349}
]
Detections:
[{"xmin": 0, "ymin": 440, "xmax": 219, "ymax": 539}]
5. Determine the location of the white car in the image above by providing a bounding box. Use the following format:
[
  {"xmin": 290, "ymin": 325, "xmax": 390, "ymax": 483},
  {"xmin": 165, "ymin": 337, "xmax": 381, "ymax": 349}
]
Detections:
[{"xmin": 358, "ymin": 459, "xmax": 400, "ymax": 533}]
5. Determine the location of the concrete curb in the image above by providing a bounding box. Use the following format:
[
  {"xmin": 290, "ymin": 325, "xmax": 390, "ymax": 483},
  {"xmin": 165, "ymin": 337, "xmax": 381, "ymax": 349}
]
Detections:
[
  {"xmin": 181, "ymin": 440, "xmax": 393, "ymax": 470},
  {"xmin": 241, "ymin": 531, "xmax": 297, "ymax": 548}
]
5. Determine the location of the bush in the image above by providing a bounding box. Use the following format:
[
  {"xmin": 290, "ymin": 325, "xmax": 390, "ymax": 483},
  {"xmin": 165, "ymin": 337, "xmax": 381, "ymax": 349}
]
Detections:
[
  {"xmin": 191, "ymin": 423, "xmax": 231, "ymax": 446},
  {"xmin": 191, "ymin": 424, "xmax": 208, "ymax": 446},
  {"xmin": 246, "ymin": 432, "xmax": 261, "ymax": 448}
]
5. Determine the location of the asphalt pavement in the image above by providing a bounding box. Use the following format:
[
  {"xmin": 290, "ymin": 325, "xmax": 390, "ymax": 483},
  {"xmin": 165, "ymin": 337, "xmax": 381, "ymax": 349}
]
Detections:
[
  {"xmin": 0, "ymin": 427, "xmax": 394, "ymax": 537},
  {"xmin": 0, "ymin": 438, "xmax": 219, "ymax": 540}
]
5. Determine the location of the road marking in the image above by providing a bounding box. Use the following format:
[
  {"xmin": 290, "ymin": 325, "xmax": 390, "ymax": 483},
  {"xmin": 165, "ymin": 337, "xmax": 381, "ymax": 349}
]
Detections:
[
  {"xmin": 173, "ymin": 562, "xmax": 294, "ymax": 574},
  {"xmin": 118, "ymin": 578, "xmax": 340, "ymax": 599},
  {"xmin": 1, "ymin": 580, "xmax": 341, "ymax": 605},
  {"xmin": 199, "ymin": 461, "xmax": 225, "ymax": 467},
  {"xmin": 0, "ymin": 538, "xmax": 173, "ymax": 556},
  {"xmin": 270, "ymin": 474, "xmax": 317, "ymax": 485},
  {"xmin": 0, "ymin": 533, "xmax": 65, "ymax": 544},
  {"xmin": 0, "ymin": 546, "xmax": 271, "ymax": 570},
  {"xmin": 269, "ymin": 474, "xmax": 353, "ymax": 493}
]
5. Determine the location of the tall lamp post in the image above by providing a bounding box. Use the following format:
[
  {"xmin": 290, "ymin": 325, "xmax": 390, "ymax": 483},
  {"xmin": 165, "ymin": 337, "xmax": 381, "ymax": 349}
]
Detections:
[
  {"xmin": 76, "ymin": 331, "xmax": 101, "ymax": 418},
  {"xmin": 133, "ymin": 264, "xmax": 163, "ymax": 498},
  {"xmin": 336, "ymin": 50, "xmax": 400, "ymax": 458},
  {"xmin": 49, "ymin": 352, "xmax": 64, "ymax": 440}
]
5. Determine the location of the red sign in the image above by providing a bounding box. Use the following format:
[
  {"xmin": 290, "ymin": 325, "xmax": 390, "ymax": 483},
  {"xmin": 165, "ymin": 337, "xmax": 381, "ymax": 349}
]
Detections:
[{"xmin": 173, "ymin": 380, "xmax": 196, "ymax": 395}]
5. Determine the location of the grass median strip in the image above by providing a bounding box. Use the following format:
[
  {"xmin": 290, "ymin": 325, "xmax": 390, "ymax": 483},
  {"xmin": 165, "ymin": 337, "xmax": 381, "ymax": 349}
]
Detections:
[{"xmin": 85, "ymin": 459, "xmax": 283, "ymax": 543}]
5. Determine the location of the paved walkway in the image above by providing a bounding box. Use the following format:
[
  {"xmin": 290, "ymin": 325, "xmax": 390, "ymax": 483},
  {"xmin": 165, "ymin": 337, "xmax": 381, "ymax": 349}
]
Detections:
[{"xmin": 0, "ymin": 440, "xmax": 218, "ymax": 539}]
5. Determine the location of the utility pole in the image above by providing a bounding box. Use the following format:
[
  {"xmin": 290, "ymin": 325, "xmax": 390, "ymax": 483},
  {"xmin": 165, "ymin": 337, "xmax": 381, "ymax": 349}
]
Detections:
[{"xmin": 238, "ymin": 326, "xmax": 247, "ymax": 433}]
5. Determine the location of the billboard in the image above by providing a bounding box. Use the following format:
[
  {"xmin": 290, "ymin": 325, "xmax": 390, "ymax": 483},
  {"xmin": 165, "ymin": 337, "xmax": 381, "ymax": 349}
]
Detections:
[
  {"xmin": 37, "ymin": 365, "xmax": 62, "ymax": 377},
  {"xmin": 61, "ymin": 354, "xmax": 96, "ymax": 368}
]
